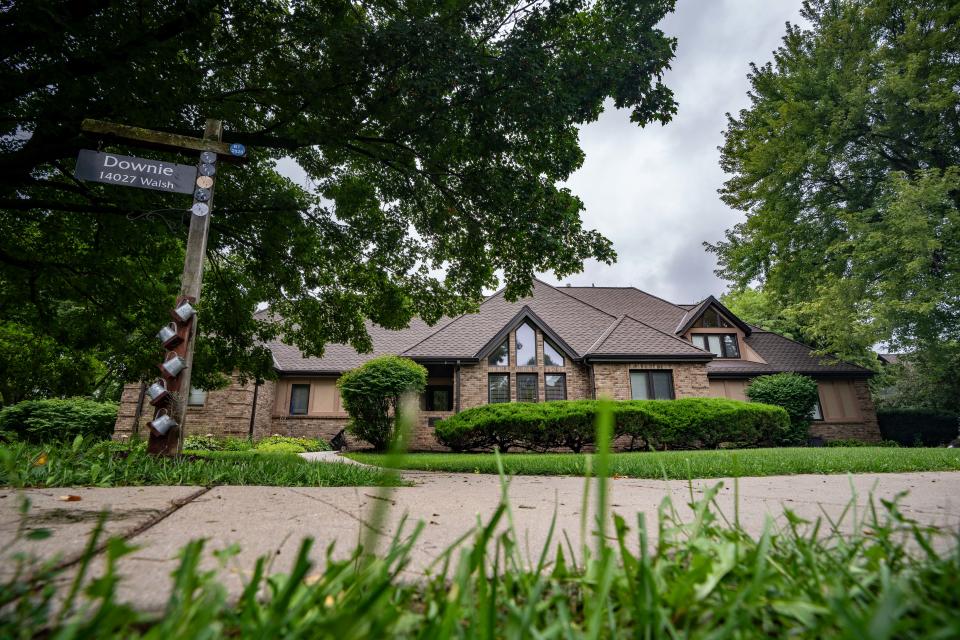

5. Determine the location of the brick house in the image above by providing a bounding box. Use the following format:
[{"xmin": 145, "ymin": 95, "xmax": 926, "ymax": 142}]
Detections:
[{"xmin": 115, "ymin": 279, "xmax": 881, "ymax": 448}]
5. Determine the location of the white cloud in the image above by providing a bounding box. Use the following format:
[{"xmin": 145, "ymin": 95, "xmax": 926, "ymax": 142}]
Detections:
[{"xmin": 541, "ymin": 0, "xmax": 805, "ymax": 303}]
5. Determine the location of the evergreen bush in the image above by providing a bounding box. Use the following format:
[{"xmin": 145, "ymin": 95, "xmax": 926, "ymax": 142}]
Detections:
[
  {"xmin": 433, "ymin": 398, "xmax": 789, "ymax": 452},
  {"xmin": 0, "ymin": 398, "xmax": 117, "ymax": 443},
  {"xmin": 877, "ymin": 409, "xmax": 959, "ymax": 447}
]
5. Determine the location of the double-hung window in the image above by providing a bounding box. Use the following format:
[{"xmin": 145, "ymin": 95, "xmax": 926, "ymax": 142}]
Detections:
[
  {"xmin": 630, "ymin": 370, "xmax": 674, "ymax": 400},
  {"xmin": 692, "ymin": 334, "xmax": 740, "ymax": 358}
]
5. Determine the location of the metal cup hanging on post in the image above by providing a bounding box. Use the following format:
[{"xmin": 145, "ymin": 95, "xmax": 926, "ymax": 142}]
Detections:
[
  {"xmin": 159, "ymin": 351, "xmax": 187, "ymax": 379},
  {"xmin": 156, "ymin": 321, "xmax": 184, "ymax": 349},
  {"xmin": 146, "ymin": 379, "xmax": 170, "ymax": 406},
  {"xmin": 148, "ymin": 409, "xmax": 178, "ymax": 436}
]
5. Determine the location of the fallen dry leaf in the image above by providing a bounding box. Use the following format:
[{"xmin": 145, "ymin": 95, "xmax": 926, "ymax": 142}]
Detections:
[
  {"xmin": 58, "ymin": 495, "xmax": 82, "ymax": 502},
  {"xmin": 33, "ymin": 453, "xmax": 47, "ymax": 466}
]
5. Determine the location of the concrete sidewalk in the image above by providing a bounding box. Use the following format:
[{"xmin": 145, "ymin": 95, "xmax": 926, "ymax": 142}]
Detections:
[{"xmin": 2, "ymin": 471, "xmax": 959, "ymax": 611}]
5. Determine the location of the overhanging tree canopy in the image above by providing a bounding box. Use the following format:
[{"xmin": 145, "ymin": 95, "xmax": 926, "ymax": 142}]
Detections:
[
  {"xmin": 1, "ymin": 0, "xmax": 678, "ymax": 390},
  {"xmin": 711, "ymin": 0, "xmax": 959, "ymax": 366}
]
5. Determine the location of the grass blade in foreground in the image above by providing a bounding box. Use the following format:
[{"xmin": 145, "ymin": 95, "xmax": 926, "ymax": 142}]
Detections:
[{"xmin": 2, "ymin": 480, "xmax": 957, "ymax": 638}]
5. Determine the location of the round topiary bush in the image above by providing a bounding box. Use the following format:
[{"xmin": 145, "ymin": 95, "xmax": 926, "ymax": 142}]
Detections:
[
  {"xmin": 337, "ymin": 356, "xmax": 427, "ymax": 451},
  {"xmin": 0, "ymin": 398, "xmax": 117, "ymax": 444},
  {"xmin": 745, "ymin": 373, "xmax": 820, "ymax": 445}
]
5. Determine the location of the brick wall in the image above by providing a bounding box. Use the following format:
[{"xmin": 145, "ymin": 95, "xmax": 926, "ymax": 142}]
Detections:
[
  {"xmin": 114, "ymin": 375, "xmax": 264, "ymax": 439},
  {"xmin": 592, "ymin": 362, "xmax": 710, "ymax": 400}
]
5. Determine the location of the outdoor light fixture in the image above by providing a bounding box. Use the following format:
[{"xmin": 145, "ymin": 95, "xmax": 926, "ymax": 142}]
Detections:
[
  {"xmin": 171, "ymin": 301, "xmax": 196, "ymax": 323},
  {"xmin": 160, "ymin": 351, "xmax": 187, "ymax": 378},
  {"xmin": 148, "ymin": 409, "xmax": 177, "ymax": 436},
  {"xmin": 156, "ymin": 321, "xmax": 184, "ymax": 349},
  {"xmin": 146, "ymin": 379, "xmax": 170, "ymax": 406}
]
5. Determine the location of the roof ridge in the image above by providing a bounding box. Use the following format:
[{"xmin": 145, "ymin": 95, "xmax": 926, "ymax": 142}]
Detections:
[
  {"xmin": 622, "ymin": 313, "xmax": 712, "ymax": 353},
  {"xmin": 629, "ymin": 286, "xmax": 690, "ymax": 313},
  {"xmin": 545, "ymin": 280, "xmax": 618, "ymax": 319},
  {"xmin": 585, "ymin": 314, "xmax": 627, "ymax": 354}
]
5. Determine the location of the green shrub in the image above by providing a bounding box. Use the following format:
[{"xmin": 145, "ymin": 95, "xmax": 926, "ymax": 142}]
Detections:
[
  {"xmin": 877, "ymin": 408, "xmax": 959, "ymax": 446},
  {"xmin": 745, "ymin": 373, "xmax": 820, "ymax": 445},
  {"xmin": 255, "ymin": 435, "xmax": 329, "ymax": 453},
  {"xmin": 0, "ymin": 398, "xmax": 117, "ymax": 444},
  {"xmin": 255, "ymin": 442, "xmax": 307, "ymax": 454},
  {"xmin": 221, "ymin": 437, "xmax": 254, "ymax": 451},
  {"xmin": 183, "ymin": 435, "xmax": 222, "ymax": 451},
  {"xmin": 337, "ymin": 356, "xmax": 427, "ymax": 450},
  {"xmin": 433, "ymin": 399, "xmax": 790, "ymax": 452},
  {"xmin": 825, "ymin": 438, "xmax": 900, "ymax": 448},
  {"xmin": 183, "ymin": 435, "xmax": 254, "ymax": 452}
]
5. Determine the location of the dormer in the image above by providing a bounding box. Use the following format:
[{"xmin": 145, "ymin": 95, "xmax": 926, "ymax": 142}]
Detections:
[{"xmin": 676, "ymin": 296, "xmax": 766, "ymax": 363}]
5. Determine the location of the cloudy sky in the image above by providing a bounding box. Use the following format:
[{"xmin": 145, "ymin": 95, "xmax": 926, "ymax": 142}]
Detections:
[{"xmin": 540, "ymin": 0, "xmax": 805, "ymax": 303}]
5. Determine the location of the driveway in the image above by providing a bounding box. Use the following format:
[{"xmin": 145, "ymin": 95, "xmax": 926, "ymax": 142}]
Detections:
[{"xmin": 2, "ymin": 470, "xmax": 959, "ymax": 612}]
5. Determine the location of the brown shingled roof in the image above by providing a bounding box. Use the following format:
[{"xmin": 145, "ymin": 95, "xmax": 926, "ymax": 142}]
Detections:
[
  {"xmin": 708, "ymin": 330, "xmax": 873, "ymax": 377},
  {"xmin": 585, "ymin": 315, "xmax": 711, "ymax": 359},
  {"xmin": 403, "ymin": 280, "xmax": 617, "ymax": 359},
  {"xmin": 557, "ymin": 286, "xmax": 688, "ymax": 334},
  {"xmin": 260, "ymin": 280, "xmax": 871, "ymax": 377}
]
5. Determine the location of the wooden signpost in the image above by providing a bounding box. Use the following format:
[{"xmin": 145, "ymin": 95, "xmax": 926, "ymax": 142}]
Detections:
[{"xmin": 78, "ymin": 118, "xmax": 248, "ymax": 455}]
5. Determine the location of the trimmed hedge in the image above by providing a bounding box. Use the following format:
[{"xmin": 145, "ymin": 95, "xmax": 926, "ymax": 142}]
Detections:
[
  {"xmin": 433, "ymin": 399, "xmax": 791, "ymax": 452},
  {"xmin": 0, "ymin": 398, "xmax": 117, "ymax": 444},
  {"xmin": 877, "ymin": 409, "xmax": 959, "ymax": 446}
]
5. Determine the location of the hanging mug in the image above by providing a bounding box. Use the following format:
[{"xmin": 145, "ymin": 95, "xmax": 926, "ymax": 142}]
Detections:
[
  {"xmin": 156, "ymin": 322, "xmax": 183, "ymax": 349},
  {"xmin": 171, "ymin": 301, "xmax": 196, "ymax": 324},
  {"xmin": 147, "ymin": 379, "xmax": 169, "ymax": 406},
  {"xmin": 148, "ymin": 409, "xmax": 177, "ymax": 436},
  {"xmin": 160, "ymin": 351, "xmax": 186, "ymax": 378}
]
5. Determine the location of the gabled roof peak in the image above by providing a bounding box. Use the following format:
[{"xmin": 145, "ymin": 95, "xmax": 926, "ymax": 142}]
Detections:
[{"xmin": 675, "ymin": 295, "xmax": 752, "ymax": 336}]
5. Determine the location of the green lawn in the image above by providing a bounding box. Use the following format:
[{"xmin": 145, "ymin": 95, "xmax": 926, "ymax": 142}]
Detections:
[
  {"xmin": 346, "ymin": 447, "xmax": 960, "ymax": 479},
  {"xmin": 1, "ymin": 441, "xmax": 399, "ymax": 488}
]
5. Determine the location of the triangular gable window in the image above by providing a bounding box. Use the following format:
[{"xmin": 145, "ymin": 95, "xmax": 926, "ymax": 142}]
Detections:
[
  {"xmin": 543, "ymin": 338, "xmax": 564, "ymax": 366},
  {"xmin": 488, "ymin": 338, "xmax": 509, "ymax": 366},
  {"xmin": 692, "ymin": 307, "xmax": 732, "ymax": 329}
]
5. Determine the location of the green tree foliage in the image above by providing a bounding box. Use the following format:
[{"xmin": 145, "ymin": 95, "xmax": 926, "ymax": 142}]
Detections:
[
  {"xmin": 337, "ymin": 356, "xmax": 427, "ymax": 450},
  {"xmin": 0, "ymin": 0, "xmax": 678, "ymax": 394},
  {"xmin": 719, "ymin": 287, "xmax": 804, "ymax": 341},
  {"xmin": 876, "ymin": 346, "xmax": 960, "ymax": 413},
  {"xmin": 745, "ymin": 373, "xmax": 820, "ymax": 445},
  {"xmin": 0, "ymin": 398, "xmax": 117, "ymax": 443},
  {"xmin": 711, "ymin": 0, "xmax": 960, "ymax": 370},
  {"xmin": 0, "ymin": 322, "xmax": 107, "ymax": 406}
]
